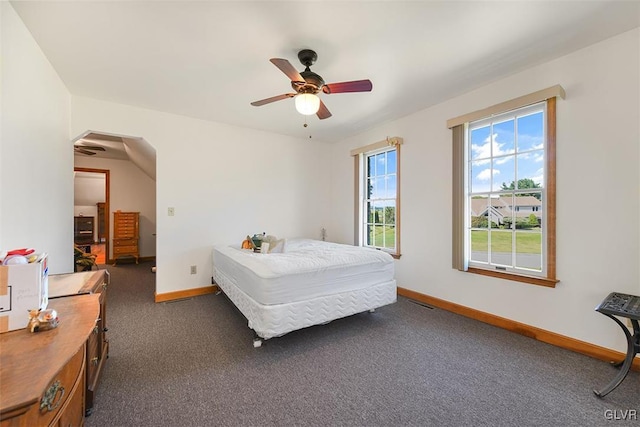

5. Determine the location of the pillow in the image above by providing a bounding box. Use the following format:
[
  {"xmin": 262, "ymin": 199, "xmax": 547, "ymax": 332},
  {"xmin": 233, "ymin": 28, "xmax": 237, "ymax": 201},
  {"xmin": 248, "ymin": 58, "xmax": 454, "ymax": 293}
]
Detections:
[
  {"xmin": 269, "ymin": 238, "xmax": 287, "ymax": 253},
  {"xmin": 263, "ymin": 235, "xmax": 277, "ymax": 245}
]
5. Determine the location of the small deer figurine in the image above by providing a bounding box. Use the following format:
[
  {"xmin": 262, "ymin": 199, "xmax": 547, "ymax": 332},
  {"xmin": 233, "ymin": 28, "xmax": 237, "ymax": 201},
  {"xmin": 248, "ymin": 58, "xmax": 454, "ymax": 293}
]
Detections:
[{"xmin": 28, "ymin": 308, "xmax": 59, "ymax": 333}]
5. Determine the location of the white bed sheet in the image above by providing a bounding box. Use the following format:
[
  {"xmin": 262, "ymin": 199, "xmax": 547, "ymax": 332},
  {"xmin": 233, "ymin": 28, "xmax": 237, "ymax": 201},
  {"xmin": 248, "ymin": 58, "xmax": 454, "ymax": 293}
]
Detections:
[{"xmin": 213, "ymin": 239, "xmax": 395, "ymax": 305}]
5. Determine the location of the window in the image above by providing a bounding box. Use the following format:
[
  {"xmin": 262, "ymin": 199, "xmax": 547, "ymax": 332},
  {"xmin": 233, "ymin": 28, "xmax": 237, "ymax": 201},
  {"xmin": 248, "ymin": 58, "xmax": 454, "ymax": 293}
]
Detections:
[
  {"xmin": 364, "ymin": 148, "xmax": 397, "ymax": 251},
  {"xmin": 351, "ymin": 137, "xmax": 402, "ymax": 258},
  {"xmin": 468, "ymin": 103, "xmax": 546, "ymax": 275},
  {"xmin": 450, "ymin": 86, "xmax": 563, "ymax": 287}
]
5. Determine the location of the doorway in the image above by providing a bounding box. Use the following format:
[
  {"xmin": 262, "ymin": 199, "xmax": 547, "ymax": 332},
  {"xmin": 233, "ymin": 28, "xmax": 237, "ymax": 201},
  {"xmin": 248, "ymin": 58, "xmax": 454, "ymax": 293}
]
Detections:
[{"xmin": 74, "ymin": 168, "xmax": 110, "ymax": 265}]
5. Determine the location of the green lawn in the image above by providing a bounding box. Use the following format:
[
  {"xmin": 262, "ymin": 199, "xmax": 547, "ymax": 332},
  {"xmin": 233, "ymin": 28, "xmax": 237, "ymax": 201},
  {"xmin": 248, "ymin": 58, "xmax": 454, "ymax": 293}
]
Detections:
[
  {"xmin": 369, "ymin": 226, "xmax": 395, "ymax": 249},
  {"xmin": 471, "ymin": 230, "xmax": 541, "ymax": 254},
  {"xmin": 367, "ymin": 227, "xmax": 540, "ymax": 253}
]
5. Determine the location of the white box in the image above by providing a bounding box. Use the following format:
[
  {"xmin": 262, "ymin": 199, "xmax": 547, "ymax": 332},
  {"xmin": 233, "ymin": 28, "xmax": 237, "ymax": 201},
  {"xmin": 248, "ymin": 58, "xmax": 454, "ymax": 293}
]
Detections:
[{"xmin": 0, "ymin": 253, "xmax": 49, "ymax": 333}]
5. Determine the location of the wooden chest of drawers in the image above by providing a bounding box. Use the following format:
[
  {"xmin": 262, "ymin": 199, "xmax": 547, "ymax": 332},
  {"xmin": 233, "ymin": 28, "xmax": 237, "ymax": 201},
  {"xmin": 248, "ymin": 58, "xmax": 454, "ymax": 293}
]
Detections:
[
  {"xmin": 49, "ymin": 270, "xmax": 110, "ymax": 417},
  {"xmin": 0, "ymin": 295, "xmax": 100, "ymax": 427},
  {"xmin": 113, "ymin": 211, "xmax": 139, "ymax": 265}
]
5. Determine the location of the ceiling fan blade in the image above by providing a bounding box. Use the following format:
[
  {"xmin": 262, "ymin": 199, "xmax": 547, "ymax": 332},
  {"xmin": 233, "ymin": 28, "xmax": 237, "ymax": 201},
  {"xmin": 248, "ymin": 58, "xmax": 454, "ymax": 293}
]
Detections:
[
  {"xmin": 270, "ymin": 58, "xmax": 305, "ymax": 83},
  {"xmin": 251, "ymin": 93, "xmax": 296, "ymax": 107},
  {"xmin": 77, "ymin": 145, "xmax": 106, "ymax": 151},
  {"xmin": 316, "ymin": 99, "xmax": 332, "ymax": 120},
  {"xmin": 322, "ymin": 79, "xmax": 373, "ymax": 94},
  {"xmin": 75, "ymin": 147, "xmax": 97, "ymax": 155}
]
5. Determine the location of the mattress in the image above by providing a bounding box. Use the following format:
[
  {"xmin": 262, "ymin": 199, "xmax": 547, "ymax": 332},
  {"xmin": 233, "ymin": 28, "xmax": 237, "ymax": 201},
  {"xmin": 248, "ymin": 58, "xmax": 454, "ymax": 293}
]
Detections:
[
  {"xmin": 214, "ymin": 267, "xmax": 396, "ymax": 339},
  {"xmin": 212, "ymin": 239, "xmax": 395, "ymax": 305}
]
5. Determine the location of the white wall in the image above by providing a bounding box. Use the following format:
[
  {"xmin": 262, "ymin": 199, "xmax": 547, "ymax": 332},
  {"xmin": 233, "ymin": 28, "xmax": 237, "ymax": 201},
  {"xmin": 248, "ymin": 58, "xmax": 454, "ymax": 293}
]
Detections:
[
  {"xmin": 70, "ymin": 97, "xmax": 331, "ymax": 295},
  {"xmin": 74, "ymin": 156, "xmax": 156, "ymax": 259},
  {"xmin": 329, "ymin": 29, "xmax": 640, "ymax": 353},
  {"xmin": 74, "ymin": 206, "xmax": 98, "ymax": 218},
  {"xmin": 74, "ymin": 174, "xmax": 105, "ymax": 206},
  {"xmin": 0, "ymin": 2, "xmax": 72, "ymax": 273}
]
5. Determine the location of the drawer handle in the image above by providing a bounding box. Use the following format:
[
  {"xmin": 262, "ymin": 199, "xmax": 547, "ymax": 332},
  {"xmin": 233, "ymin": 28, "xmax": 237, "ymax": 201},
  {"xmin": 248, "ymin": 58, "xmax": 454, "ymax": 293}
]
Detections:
[
  {"xmin": 40, "ymin": 380, "xmax": 65, "ymax": 412},
  {"xmin": 91, "ymin": 357, "xmax": 99, "ymax": 366}
]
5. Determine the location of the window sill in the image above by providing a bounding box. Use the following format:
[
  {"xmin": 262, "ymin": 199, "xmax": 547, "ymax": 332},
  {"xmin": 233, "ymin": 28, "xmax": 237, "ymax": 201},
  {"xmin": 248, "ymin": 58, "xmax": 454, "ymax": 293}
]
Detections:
[
  {"xmin": 381, "ymin": 249, "xmax": 401, "ymax": 259},
  {"xmin": 467, "ymin": 267, "xmax": 558, "ymax": 288},
  {"xmin": 369, "ymin": 247, "xmax": 401, "ymax": 259}
]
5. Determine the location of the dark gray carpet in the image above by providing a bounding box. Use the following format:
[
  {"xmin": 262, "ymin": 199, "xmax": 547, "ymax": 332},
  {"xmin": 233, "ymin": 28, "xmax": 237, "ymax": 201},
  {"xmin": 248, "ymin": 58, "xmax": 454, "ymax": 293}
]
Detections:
[{"xmin": 86, "ymin": 262, "xmax": 638, "ymax": 427}]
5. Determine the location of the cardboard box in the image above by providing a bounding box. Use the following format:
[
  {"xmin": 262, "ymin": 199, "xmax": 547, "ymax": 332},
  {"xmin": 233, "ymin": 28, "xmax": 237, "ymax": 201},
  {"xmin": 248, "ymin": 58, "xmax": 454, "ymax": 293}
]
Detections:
[{"xmin": 0, "ymin": 254, "xmax": 49, "ymax": 333}]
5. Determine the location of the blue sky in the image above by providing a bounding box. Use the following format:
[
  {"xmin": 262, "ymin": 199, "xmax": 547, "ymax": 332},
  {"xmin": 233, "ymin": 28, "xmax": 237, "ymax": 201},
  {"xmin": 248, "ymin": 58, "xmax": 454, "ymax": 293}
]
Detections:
[
  {"xmin": 470, "ymin": 110, "xmax": 544, "ymax": 194},
  {"xmin": 368, "ymin": 150, "xmax": 397, "ymax": 200}
]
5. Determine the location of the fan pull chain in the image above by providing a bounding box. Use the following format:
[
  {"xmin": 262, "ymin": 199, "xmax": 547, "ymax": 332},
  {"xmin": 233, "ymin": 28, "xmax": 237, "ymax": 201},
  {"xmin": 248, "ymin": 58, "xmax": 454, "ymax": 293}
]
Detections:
[{"xmin": 302, "ymin": 117, "xmax": 312, "ymax": 138}]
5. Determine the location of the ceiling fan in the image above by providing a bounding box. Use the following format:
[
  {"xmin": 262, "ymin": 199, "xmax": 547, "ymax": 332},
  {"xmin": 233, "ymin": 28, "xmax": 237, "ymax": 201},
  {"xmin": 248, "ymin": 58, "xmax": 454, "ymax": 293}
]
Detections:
[
  {"xmin": 74, "ymin": 144, "xmax": 106, "ymax": 156},
  {"xmin": 250, "ymin": 49, "xmax": 373, "ymax": 120}
]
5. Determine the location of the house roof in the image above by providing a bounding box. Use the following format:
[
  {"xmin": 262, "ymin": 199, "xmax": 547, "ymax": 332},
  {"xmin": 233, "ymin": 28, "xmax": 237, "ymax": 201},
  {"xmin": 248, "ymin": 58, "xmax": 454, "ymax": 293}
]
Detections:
[
  {"xmin": 11, "ymin": 1, "xmax": 640, "ymax": 143},
  {"xmin": 471, "ymin": 196, "xmax": 542, "ymax": 218},
  {"xmin": 499, "ymin": 196, "xmax": 542, "ymax": 207}
]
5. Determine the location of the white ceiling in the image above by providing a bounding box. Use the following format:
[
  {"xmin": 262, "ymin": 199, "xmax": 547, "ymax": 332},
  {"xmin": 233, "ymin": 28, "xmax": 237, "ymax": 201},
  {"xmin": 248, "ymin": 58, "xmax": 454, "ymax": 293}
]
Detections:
[
  {"xmin": 12, "ymin": 1, "xmax": 640, "ymax": 143},
  {"xmin": 73, "ymin": 132, "xmax": 157, "ymax": 180}
]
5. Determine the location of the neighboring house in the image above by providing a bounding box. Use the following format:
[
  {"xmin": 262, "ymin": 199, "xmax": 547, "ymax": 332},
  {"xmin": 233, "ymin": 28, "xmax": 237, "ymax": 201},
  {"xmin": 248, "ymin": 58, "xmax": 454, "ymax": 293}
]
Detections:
[{"xmin": 470, "ymin": 196, "xmax": 542, "ymax": 226}]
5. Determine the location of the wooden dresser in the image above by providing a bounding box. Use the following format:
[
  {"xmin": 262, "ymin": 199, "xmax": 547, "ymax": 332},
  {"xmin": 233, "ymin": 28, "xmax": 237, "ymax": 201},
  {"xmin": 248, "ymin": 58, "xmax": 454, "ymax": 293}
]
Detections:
[
  {"xmin": 0, "ymin": 294, "xmax": 100, "ymax": 427},
  {"xmin": 113, "ymin": 211, "xmax": 139, "ymax": 265},
  {"xmin": 49, "ymin": 270, "xmax": 110, "ymax": 416}
]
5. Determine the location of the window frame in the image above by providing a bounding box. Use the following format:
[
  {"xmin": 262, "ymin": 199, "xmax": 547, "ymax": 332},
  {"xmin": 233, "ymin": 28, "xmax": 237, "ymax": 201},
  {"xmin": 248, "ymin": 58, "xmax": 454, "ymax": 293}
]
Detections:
[
  {"xmin": 352, "ymin": 137, "xmax": 402, "ymax": 259},
  {"xmin": 449, "ymin": 87, "xmax": 562, "ymax": 287},
  {"xmin": 466, "ymin": 102, "xmax": 548, "ymax": 278}
]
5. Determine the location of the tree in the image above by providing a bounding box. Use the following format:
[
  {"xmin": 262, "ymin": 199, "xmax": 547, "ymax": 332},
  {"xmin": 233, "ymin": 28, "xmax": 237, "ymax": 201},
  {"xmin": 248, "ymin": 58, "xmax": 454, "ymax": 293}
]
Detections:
[
  {"xmin": 504, "ymin": 217, "xmax": 536, "ymax": 230},
  {"xmin": 384, "ymin": 206, "xmax": 395, "ymax": 224},
  {"xmin": 501, "ymin": 178, "xmax": 542, "ymax": 200},
  {"xmin": 471, "ymin": 216, "xmax": 488, "ymax": 228}
]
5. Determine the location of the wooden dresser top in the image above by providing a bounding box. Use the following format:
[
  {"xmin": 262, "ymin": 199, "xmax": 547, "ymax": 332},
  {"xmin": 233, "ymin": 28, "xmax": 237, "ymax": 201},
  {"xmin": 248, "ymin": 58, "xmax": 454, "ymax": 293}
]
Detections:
[
  {"xmin": 48, "ymin": 270, "xmax": 105, "ymax": 298},
  {"xmin": 0, "ymin": 294, "xmax": 99, "ymax": 414}
]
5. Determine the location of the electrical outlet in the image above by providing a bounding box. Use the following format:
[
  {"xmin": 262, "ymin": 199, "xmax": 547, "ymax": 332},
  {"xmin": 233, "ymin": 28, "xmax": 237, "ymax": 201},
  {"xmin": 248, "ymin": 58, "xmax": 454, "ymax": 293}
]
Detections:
[
  {"xmin": 190, "ymin": 265, "xmax": 197, "ymax": 275},
  {"xmin": 168, "ymin": 207, "xmax": 175, "ymax": 216}
]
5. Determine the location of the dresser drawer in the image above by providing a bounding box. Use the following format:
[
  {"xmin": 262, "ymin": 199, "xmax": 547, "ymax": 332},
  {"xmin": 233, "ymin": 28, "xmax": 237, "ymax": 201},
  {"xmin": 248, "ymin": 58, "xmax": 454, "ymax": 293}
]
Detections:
[
  {"xmin": 86, "ymin": 325, "xmax": 100, "ymax": 386},
  {"xmin": 34, "ymin": 345, "xmax": 84, "ymax": 426},
  {"xmin": 113, "ymin": 238, "xmax": 137, "ymax": 246},
  {"xmin": 115, "ymin": 222, "xmax": 135, "ymax": 228},
  {"xmin": 114, "ymin": 246, "xmax": 138, "ymax": 254},
  {"xmin": 56, "ymin": 365, "xmax": 85, "ymax": 427},
  {"xmin": 114, "ymin": 228, "xmax": 136, "ymax": 237},
  {"xmin": 115, "ymin": 224, "xmax": 135, "ymax": 231}
]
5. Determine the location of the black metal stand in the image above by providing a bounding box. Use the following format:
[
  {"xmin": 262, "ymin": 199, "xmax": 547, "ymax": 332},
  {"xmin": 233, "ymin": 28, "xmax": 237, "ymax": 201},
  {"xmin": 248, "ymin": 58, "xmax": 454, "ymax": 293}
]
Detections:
[{"xmin": 593, "ymin": 292, "xmax": 640, "ymax": 398}]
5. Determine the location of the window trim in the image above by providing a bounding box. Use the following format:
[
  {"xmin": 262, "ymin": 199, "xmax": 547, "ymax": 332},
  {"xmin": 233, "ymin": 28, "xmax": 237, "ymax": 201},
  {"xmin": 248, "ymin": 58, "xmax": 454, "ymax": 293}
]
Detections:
[
  {"xmin": 450, "ymin": 87, "xmax": 563, "ymax": 287},
  {"xmin": 353, "ymin": 137, "xmax": 402, "ymax": 259}
]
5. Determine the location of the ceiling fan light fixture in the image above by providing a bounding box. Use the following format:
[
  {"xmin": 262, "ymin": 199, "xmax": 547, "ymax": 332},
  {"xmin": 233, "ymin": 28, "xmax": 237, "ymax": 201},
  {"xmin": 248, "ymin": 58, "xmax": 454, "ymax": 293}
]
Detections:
[{"xmin": 295, "ymin": 93, "xmax": 320, "ymax": 115}]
